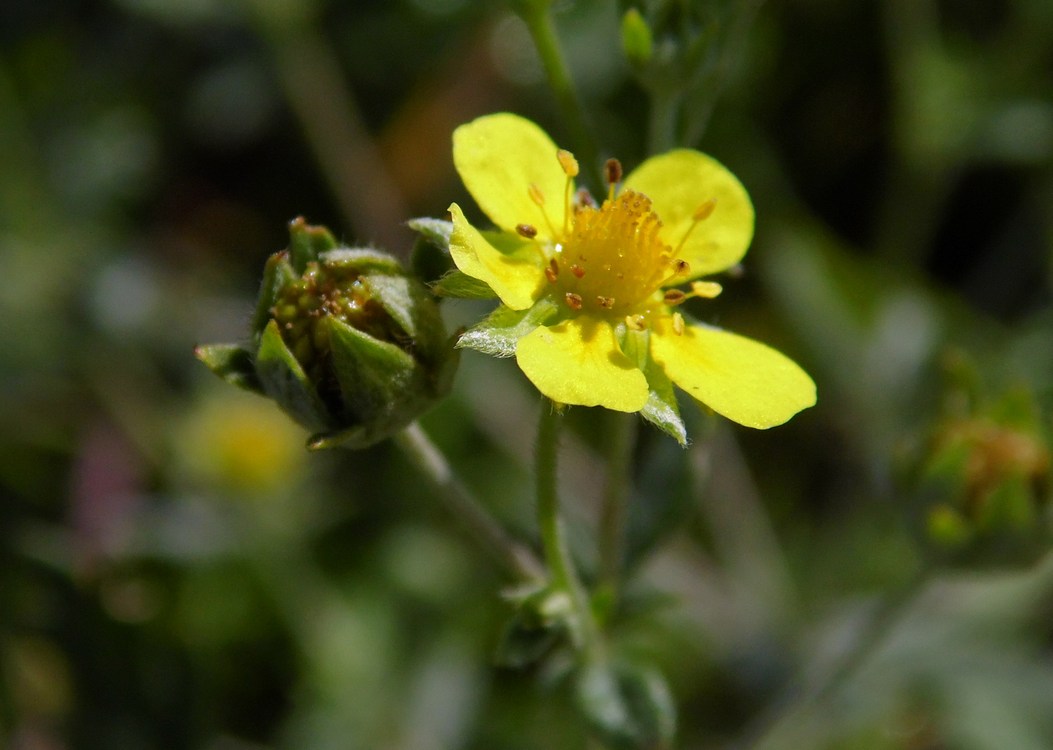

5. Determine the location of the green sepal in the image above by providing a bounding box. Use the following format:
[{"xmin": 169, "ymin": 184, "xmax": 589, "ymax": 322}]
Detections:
[
  {"xmin": 320, "ymin": 247, "xmax": 404, "ymax": 275},
  {"xmin": 288, "ymin": 216, "xmax": 338, "ymax": 274},
  {"xmin": 407, "ymin": 217, "xmax": 453, "ymax": 251},
  {"xmin": 621, "ymin": 328, "xmax": 686, "ymax": 445},
  {"xmin": 255, "ymin": 319, "xmax": 332, "ymax": 432},
  {"xmin": 575, "ymin": 661, "xmax": 677, "ymax": 750},
  {"xmin": 432, "ymin": 270, "xmax": 498, "ymax": 299},
  {"xmin": 457, "ymin": 299, "xmax": 560, "ymax": 357},
  {"xmin": 251, "ymin": 251, "xmax": 298, "ymax": 338},
  {"xmin": 316, "ymin": 317, "xmax": 427, "ymax": 449},
  {"xmin": 193, "ymin": 343, "xmax": 263, "ymax": 394}
]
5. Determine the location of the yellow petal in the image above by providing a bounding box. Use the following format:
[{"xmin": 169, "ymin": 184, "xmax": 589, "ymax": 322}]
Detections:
[
  {"xmin": 516, "ymin": 317, "xmax": 649, "ymax": 412},
  {"xmin": 453, "ymin": 113, "xmax": 568, "ymax": 240},
  {"xmin": 449, "ymin": 203, "xmax": 543, "ymax": 310},
  {"xmin": 650, "ymin": 318, "xmax": 815, "ymax": 428},
  {"xmin": 623, "ymin": 149, "xmax": 754, "ymax": 277}
]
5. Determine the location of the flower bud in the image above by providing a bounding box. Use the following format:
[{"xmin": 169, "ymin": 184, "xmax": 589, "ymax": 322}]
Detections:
[
  {"xmin": 197, "ymin": 218, "xmax": 458, "ymax": 450},
  {"xmin": 914, "ymin": 384, "xmax": 1051, "ymax": 567}
]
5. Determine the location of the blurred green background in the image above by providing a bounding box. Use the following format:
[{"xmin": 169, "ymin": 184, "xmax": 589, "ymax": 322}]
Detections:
[{"xmin": 4, "ymin": 0, "xmax": 1053, "ymax": 748}]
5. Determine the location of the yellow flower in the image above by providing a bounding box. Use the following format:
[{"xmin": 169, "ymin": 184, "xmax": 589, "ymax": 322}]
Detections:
[{"xmin": 447, "ymin": 113, "xmax": 815, "ymax": 439}]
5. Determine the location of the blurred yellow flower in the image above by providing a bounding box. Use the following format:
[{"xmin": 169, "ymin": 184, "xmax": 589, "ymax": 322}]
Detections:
[
  {"xmin": 178, "ymin": 387, "xmax": 307, "ymax": 496},
  {"xmin": 448, "ymin": 113, "xmax": 815, "ymax": 433}
]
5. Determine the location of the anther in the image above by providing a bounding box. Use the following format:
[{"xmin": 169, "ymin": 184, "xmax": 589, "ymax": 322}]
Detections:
[
  {"xmin": 673, "ymin": 259, "xmax": 691, "ymax": 276},
  {"xmin": 570, "ymin": 264, "xmax": 585, "ymax": 278},
  {"xmin": 575, "ymin": 187, "xmax": 596, "ymax": 208},
  {"xmin": 625, "ymin": 314, "xmax": 647, "ymax": 331},
  {"xmin": 605, "ymin": 158, "xmax": 623, "ymax": 186},
  {"xmin": 663, "ymin": 289, "xmax": 687, "ymax": 305},
  {"xmin": 693, "ymin": 198, "xmax": 717, "ymax": 221},
  {"xmin": 672, "ymin": 312, "xmax": 685, "ymax": 336},
  {"xmin": 597, "ymin": 296, "xmax": 615, "ymax": 309},
  {"xmin": 565, "ymin": 292, "xmax": 584, "ymax": 310},
  {"xmin": 516, "ymin": 223, "xmax": 538, "ymax": 239},
  {"xmin": 691, "ymin": 280, "xmax": 722, "ymax": 298},
  {"xmin": 528, "ymin": 183, "xmax": 545, "ymax": 206},
  {"xmin": 557, "ymin": 149, "xmax": 580, "ymax": 177},
  {"xmin": 545, "ymin": 258, "xmax": 559, "ymax": 284}
]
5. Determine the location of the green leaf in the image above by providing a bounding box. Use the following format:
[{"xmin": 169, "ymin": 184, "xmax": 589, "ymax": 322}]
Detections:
[
  {"xmin": 194, "ymin": 343, "xmax": 262, "ymax": 393},
  {"xmin": 493, "ymin": 609, "xmax": 565, "ymax": 669},
  {"xmin": 576, "ymin": 661, "xmax": 677, "ymax": 750},
  {"xmin": 255, "ymin": 320, "xmax": 330, "ymax": 432},
  {"xmin": 621, "ymin": 328, "xmax": 686, "ymax": 445},
  {"xmin": 432, "ymin": 270, "xmax": 498, "ymax": 299},
  {"xmin": 288, "ymin": 216, "xmax": 338, "ymax": 274},
  {"xmin": 457, "ymin": 299, "xmax": 560, "ymax": 357}
]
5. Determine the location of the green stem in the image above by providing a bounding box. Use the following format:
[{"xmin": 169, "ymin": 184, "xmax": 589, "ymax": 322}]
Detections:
[
  {"xmin": 536, "ymin": 403, "xmax": 599, "ymax": 652},
  {"xmin": 394, "ymin": 423, "xmax": 544, "ymax": 582},
  {"xmin": 598, "ymin": 411, "xmax": 636, "ymax": 604},
  {"xmin": 519, "ymin": 5, "xmax": 602, "ymax": 187}
]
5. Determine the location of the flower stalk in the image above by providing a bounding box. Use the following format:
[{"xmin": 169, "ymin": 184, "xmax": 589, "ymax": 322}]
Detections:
[
  {"xmin": 516, "ymin": 4, "xmax": 602, "ymax": 187},
  {"xmin": 536, "ymin": 402, "xmax": 599, "ymax": 653},
  {"xmin": 394, "ymin": 422, "xmax": 544, "ymax": 582}
]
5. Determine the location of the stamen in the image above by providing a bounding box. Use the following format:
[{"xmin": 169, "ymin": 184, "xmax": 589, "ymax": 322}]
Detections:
[
  {"xmin": 516, "ymin": 223, "xmax": 538, "ymax": 239},
  {"xmin": 557, "ymin": 150, "xmax": 579, "ymax": 177},
  {"xmin": 570, "ymin": 264, "xmax": 585, "ymax": 278},
  {"xmin": 673, "ymin": 198, "xmax": 717, "ymax": 256},
  {"xmin": 663, "ymin": 289, "xmax": 687, "ymax": 305},
  {"xmin": 575, "ymin": 187, "xmax": 596, "ymax": 209},
  {"xmin": 625, "ymin": 314, "xmax": 647, "ymax": 331},
  {"xmin": 528, "ymin": 182, "xmax": 559, "ymax": 237},
  {"xmin": 605, "ymin": 158, "xmax": 622, "ymax": 201},
  {"xmin": 565, "ymin": 292, "xmax": 583, "ymax": 310},
  {"xmin": 691, "ymin": 280, "xmax": 722, "ymax": 298},
  {"xmin": 596, "ymin": 296, "xmax": 615, "ymax": 309},
  {"xmin": 558, "ymin": 150, "xmax": 579, "ymax": 236},
  {"xmin": 672, "ymin": 259, "xmax": 690, "ymax": 277},
  {"xmin": 545, "ymin": 258, "xmax": 560, "ymax": 284},
  {"xmin": 672, "ymin": 312, "xmax": 685, "ymax": 335}
]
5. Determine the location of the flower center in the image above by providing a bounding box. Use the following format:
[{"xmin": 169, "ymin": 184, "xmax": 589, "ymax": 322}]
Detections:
[
  {"xmin": 554, "ymin": 189, "xmax": 675, "ymax": 313},
  {"xmin": 516, "ymin": 151, "xmax": 723, "ymax": 326}
]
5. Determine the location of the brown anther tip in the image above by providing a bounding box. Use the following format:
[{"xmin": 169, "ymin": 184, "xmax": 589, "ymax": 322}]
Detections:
[
  {"xmin": 663, "ymin": 289, "xmax": 687, "ymax": 305},
  {"xmin": 545, "ymin": 258, "xmax": 559, "ymax": 284},
  {"xmin": 597, "ymin": 296, "xmax": 615, "ymax": 309},
  {"xmin": 565, "ymin": 292, "xmax": 584, "ymax": 310},
  {"xmin": 570, "ymin": 264, "xmax": 585, "ymax": 278},
  {"xmin": 604, "ymin": 158, "xmax": 623, "ymax": 186},
  {"xmin": 625, "ymin": 314, "xmax": 647, "ymax": 331},
  {"xmin": 673, "ymin": 259, "xmax": 691, "ymax": 276},
  {"xmin": 693, "ymin": 198, "xmax": 718, "ymax": 221},
  {"xmin": 516, "ymin": 223, "xmax": 538, "ymax": 239},
  {"xmin": 575, "ymin": 187, "xmax": 597, "ymax": 208},
  {"xmin": 557, "ymin": 149, "xmax": 580, "ymax": 177}
]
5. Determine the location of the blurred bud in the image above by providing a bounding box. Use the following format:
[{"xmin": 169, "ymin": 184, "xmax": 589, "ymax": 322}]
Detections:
[
  {"xmin": 620, "ymin": 8, "xmax": 654, "ymax": 68},
  {"xmin": 197, "ymin": 217, "xmax": 457, "ymax": 450},
  {"xmin": 576, "ymin": 660, "xmax": 676, "ymax": 750},
  {"xmin": 915, "ymin": 374, "xmax": 1051, "ymax": 566}
]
